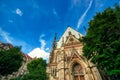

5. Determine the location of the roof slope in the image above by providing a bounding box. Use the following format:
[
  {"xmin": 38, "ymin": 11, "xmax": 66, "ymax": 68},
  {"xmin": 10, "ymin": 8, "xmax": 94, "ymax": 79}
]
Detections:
[{"xmin": 57, "ymin": 27, "xmax": 83, "ymax": 48}]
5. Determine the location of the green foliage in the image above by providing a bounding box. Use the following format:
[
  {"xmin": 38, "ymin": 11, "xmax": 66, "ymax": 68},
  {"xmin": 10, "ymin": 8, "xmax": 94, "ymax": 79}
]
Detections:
[
  {"xmin": 12, "ymin": 58, "xmax": 48, "ymax": 80},
  {"xmin": 109, "ymin": 70, "xmax": 120, "ymax": 75},
  {"xmin": 82, "ymin": 5, "xmax": 120, "ymax": 78},
  {"xmin": 22, "ymin": 70, "xmax": 48, "ymax": 80},
  {"xmin": 10, "ymin": 77, "xmax": 21, "ymax": 80},
  {"xmin": 0, "ymin": 47, "xmax": 23, "ymax": 76},
  {"xmin": 27, "ymin": 58, "xmax": 47, "ymax": 73}
]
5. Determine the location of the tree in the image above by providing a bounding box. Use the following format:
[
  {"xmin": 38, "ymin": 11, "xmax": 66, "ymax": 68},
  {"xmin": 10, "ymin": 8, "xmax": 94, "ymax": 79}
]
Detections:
[
  {"xmin": 0, "ymin": 47, "xmax": 23, "ymax": 76},
  {"xmin": 21, "ymin": 58, "xmax": 48, "ymax": 80},
  {"xmin": 82, "ymin": 5, "xmax": 120, "ymax": 79}
]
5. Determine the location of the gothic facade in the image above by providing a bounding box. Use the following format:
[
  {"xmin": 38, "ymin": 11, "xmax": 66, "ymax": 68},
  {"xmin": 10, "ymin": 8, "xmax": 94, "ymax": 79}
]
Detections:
[{"xmin": 47, "ymin": 27, "xmax": 102, "ymax": 80}]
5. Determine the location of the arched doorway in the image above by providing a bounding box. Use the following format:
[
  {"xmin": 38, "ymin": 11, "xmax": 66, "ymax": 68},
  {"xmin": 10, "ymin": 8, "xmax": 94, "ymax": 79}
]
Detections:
[{"xmin": 72, "ymin": 63, "xmax": 84, "ymax": 80}]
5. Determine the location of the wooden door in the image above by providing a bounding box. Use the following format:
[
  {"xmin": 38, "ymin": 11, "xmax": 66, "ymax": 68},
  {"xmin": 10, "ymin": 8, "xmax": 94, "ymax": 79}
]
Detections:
[
  {"xmin": 74, "ymin": 76, "xmax": 79, "ymax": 80},
  {"xmin": 80, "ymin": 75, "xmax": 84, "ymax": 80}
]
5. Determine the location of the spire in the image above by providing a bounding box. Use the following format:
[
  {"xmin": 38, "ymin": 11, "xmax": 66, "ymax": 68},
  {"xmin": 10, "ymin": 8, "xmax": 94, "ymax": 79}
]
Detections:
[
  {"xmin": 52, "ymin": 33, "xmax": 57, "ymax": 50},
  {"xmin": 49, "ymin": 33, "xmax": 57, "ymax": 63},
  {"xmin": 49, "ymin": 33, "xmax": 57, "ymax": 53}
]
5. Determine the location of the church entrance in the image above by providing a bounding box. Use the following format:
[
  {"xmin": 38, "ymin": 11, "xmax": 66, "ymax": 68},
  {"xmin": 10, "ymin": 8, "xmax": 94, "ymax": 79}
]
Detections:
[{"xmin": 72, "ymin": 63, "xmax": 85, "ymax": 80}]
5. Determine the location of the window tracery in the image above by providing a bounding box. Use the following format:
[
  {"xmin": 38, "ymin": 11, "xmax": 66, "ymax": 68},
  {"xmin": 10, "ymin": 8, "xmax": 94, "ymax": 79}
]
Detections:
[{"xmin": 72, "ymin": 63, "xmax": 83, "ymax": 75}]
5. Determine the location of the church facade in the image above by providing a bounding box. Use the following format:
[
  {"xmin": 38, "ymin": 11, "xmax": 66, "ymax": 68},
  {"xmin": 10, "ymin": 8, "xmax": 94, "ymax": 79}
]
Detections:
[{"xmin": 47, "ymin": 27, "xmax": 102, "ymax": 80}]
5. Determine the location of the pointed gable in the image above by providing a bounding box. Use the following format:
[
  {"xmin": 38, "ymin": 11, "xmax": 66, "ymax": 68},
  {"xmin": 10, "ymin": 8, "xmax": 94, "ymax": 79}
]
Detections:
[
  {"xmin": 57, "ymin": 27, "xmax": 83, "ymax": 48},
  {"xmin": 70, "ymin": 48, "xmax": 80, "ymax": 60},
  {"xmin": 71, "ymin": 53, "xmax": 79, "ymax": 60},
  {"xmin": 70, "ymin": 48, "xmax": 86, "ymax": 62},
  {"xmin": 65, "ymin": 33, "xmax": 80, "ymax": 45}
]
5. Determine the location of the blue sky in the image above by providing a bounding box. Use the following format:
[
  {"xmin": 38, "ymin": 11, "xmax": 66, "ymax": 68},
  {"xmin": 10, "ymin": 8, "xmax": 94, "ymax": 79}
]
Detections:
[{"xmin": 0, "ymin": 0, "xmax": 119, "ymax": 59}]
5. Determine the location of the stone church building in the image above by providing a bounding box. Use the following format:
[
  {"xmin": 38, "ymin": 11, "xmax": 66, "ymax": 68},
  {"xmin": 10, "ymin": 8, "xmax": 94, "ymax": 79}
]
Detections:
[{"xmin": 47, "ymin": 27, "xmax": 102, "ymax": 80}]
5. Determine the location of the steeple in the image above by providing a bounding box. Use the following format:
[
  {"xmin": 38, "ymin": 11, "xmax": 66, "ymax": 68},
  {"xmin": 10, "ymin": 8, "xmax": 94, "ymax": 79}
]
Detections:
[
  {"xmin": 52, "ymin": 33, "xmax": 57, "ymax": 50},
  {"xmin": 49, "ymin": 33, "xmax": 57, "ymax": 63}
]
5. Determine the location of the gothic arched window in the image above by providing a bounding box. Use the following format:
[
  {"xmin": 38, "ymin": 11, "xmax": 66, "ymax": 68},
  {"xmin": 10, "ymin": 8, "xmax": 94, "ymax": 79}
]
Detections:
[
  {"xmin": 72, "ymin": 63, "xmax": 84, "ymax": 80},
  {"xmin": 72, "ymin": 63, "xmax": 83, "ymax": 75}
]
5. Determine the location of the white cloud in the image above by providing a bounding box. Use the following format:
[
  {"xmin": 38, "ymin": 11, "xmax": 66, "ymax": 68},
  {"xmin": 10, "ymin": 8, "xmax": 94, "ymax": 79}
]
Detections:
[
  {"xmin": 76, "ymin": 0, "xmax": 93, "ymax": 29},
  {"xmin": 0, "ymin": 28, "xmax": 50, "ymax": 59},
  {"xmin": 0, "ymin": 28, "xmax": 12, "ymax": 43},
  {"xmin": 45, "ymin": 48, "xmax": 49, "ymax": 51},
  {"xmin": 28, "ymin": 34, "xmax": 50, "ymax": 60},
  {"xmin": 16, "ymin": 8, "xmax": 23, "ymax": 16},
  {"xmin": 28, "ymin": 48, "xmax": 49, "ymax": 59},
  {"xmin": 40, "ymin": 39, "xmax": 46, "ymax": 50},
  {"xmin": 39, "ymin": 34, "xmax": 46, "ymax": 50},
  {"xmin": 0, "ymin": 28, "xmax": 33, "ymax": 53}
]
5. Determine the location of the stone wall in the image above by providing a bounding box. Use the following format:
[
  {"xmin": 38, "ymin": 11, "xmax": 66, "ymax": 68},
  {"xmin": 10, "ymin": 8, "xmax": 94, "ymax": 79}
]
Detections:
[{"xmin": 0, "ymin": 61, "xmax": 28, "ymax": 80}]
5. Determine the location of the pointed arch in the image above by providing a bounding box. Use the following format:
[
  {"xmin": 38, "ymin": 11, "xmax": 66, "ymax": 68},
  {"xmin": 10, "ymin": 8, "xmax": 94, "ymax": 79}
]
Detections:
[
  {"xmin": 71, "ymin": 61, "xmax": 85, "ymax": 80},
  {"xmin": 72, "ymin": 62, "xmax": 84, "ymax": 75},
  {"xmin": 68, "ymin": 58, "xmax": 88, "ymax": 80},
  {"xmin": 70, "ymin": 48, "xmax": 86, "ymax": 63}
]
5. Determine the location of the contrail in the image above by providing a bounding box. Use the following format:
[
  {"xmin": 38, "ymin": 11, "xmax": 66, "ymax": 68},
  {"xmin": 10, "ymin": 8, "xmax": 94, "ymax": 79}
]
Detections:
[
  {"xmin": 0, "ymin": 28, "xmax": 12, "ymax": 43},
  {"xmin": 76, "ymin": 0, "xmax": 93, "ymax": 30}
]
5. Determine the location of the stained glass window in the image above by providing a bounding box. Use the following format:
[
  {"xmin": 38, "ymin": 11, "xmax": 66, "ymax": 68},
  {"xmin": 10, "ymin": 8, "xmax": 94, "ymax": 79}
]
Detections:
[{"xmin": 72, "ymin": 63, "xmax": 83, "ymax": 75}]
